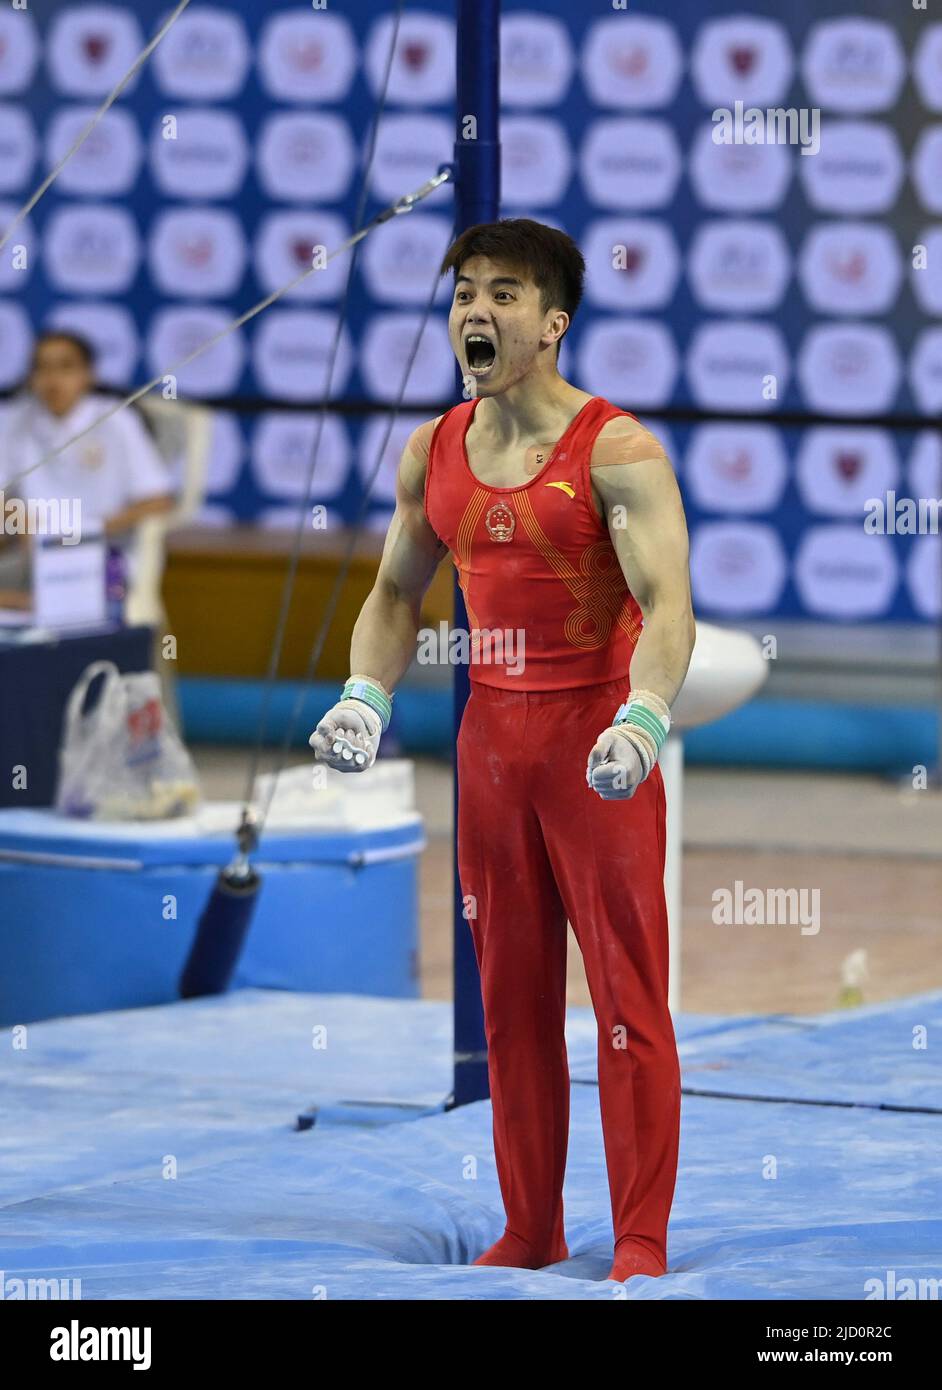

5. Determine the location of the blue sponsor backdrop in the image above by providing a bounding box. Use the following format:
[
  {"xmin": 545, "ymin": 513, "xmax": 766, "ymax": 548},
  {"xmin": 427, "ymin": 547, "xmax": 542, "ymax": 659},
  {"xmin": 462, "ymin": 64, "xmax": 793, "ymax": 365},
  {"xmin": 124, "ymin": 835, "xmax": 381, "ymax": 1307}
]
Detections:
[{"xmin": 4, "ymin": 0, "xmax": 940, "ymax": 624}]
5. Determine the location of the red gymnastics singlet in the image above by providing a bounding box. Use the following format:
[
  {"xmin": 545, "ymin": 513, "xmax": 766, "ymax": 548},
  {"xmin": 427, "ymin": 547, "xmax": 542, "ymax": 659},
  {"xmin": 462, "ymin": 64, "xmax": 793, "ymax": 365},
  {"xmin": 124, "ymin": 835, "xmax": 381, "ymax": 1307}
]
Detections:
[{"xmin": 424, "ymin": 395, "xmax": 644, "ymax": 691}]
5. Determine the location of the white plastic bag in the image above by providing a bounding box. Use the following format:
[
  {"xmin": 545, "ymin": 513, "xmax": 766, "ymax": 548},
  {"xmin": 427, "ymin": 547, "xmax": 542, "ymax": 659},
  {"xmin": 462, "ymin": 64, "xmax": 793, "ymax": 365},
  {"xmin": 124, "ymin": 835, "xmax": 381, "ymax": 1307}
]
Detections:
[{"xmin": 56, "ymin": 660, "xmax": 201, "ymax": 820}]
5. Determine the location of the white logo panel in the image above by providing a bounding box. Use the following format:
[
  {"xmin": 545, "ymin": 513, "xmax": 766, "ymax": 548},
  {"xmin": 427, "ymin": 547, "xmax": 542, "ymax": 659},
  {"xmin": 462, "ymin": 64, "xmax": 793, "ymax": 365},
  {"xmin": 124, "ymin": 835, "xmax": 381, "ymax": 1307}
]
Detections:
[
  {"xmin": 580, "ymin": 119, "xmax": 682, "ymax": 209},
  {"xmin": 501, "ymin": 14, "xmax": 574, "ymax": 108},
  {"xmin": 795, "ymin": 526, "xmax": 898, "ymax": 619},
  {"xmin": 687, "ymin": 220, "xmax": 790, "ymax": 312},
  {"xmin": 583, "ymin": 218, "xmax": 680, "ymax": 311},
  {"xmin": 252, "ymin": 311, "xmax": 354, "ymax": 404},
  {"xmin": 359, "ymin": 315, "xmax": 454, "ymax": 405},
  {"xmin": 501, "ymin": 118, "xmax": 573, "ymax": 207},
  {"xmin": 0, "ymin": 106, "xmax": 36, "ymax": 192},
  {"xmin": 800, "ymin": 121, "xmax": 903, "ymax": 214},
  {"xmin": 687, "ymin": 321, "xmax": 790, "ymax": 412},
  {"xmin": 48, "ymin": 5, "xmax": 143, "ymax": 97},
  {"xmin": 149, "ymin": 208, "xmax": 247, "ymax": 299},
  {"xmin": 798, "ymin": 222, "xmax": 902, "ymax": 315},
  {"xmin": 691, "ymin": 17, "xmax": 794, "ymax": 107},
  {"xmin": 576, "ymin": 319, "xmax": 678, "ymax": 408},
  {"xmin": 914, "ymin": 25, "xmax": 942, "ymax": 112},
  {"xmin": 908, "ymin": 432, "xmax": 942, "ymax": 503},
  {"xmin": 368, "ymin": 115, "xmax": 452, "ymax": 207},
  {"xmin": 258, "ymin": 12, "xmax": 357, "ymax": 104},
  {"xmin": 802, "ymin": 18, "xmax": 905, "ymax": 113},
  {"xmin": 0, "ymin": 203, "xmax": 35, "ymax": 290},
  {"xmin": 152, "ymin": 6, "xmax": 250, "ymax": 100},
  {"xmin": 148, "ymin": 308, "xmax": 246, "ymax": 397},
  {"xmin": 912, "ymin": 127, "xmax": 942, "ymax": 214},
  {"xmin": 43, "ymin": 205, "xmax": 140, "ymax": 295},
  {"xmin": 0, "ymin": 9, "xmax": 39, "ymax": 94},
  {"xmin": 251, "ymin": 412, "xmax": 351, "ymax": 500},
  {"xmin": 360, "ymin": 214, "xmax": 453, "ymax": 306},
  {"xmin": 797, "ymin": 325, "xmax": 901, "ymax": 416},
  {"xmin": 253, "ymin": 212, "xmax": 351, "ymax": 303},
  {"xmin": 795, "ymin": 429, "xmax": 899, "ymax": 515},
  {"xmin": 45, "ymin": 106, "xmax": 141, "ymax": 196},
  {"xmin": 685, "ymin": 426, "xmax": 788, "ymax": 512},
  {"xmin": 690, "ymin": 522, "xmax": 788, "ymax": 615},
  {"xmin": 909, "ymin": 329, "xmax": 942, "ymax": 414},
  {"xmin": 365, "ymin": 13, "xmax": 454, "ymax": 105},
  {"xmin": 911, "ymin": 227, "xmax": 942, "ymax": 315},
  {"xmin": 256, "ymin": 112, "xmax": 354, "ymax": 205},
  {"xmin": 907, "ymin": 538, "xmax": 941, "ymax": 620},
  {"xmin": 581, "ymin": 16, "xmax": 683, "ymax": 109},
  {"xmin": 150, "ymin": 109, "xmax": 249, "ymax": 200},
  {"xmin": 689, "ymin": 124, "xmax": 791, "ymax": 211}
]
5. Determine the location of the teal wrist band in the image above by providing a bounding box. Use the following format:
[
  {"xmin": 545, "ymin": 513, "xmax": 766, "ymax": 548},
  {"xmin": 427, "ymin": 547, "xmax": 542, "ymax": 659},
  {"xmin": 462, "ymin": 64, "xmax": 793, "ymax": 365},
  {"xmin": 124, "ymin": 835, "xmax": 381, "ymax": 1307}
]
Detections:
[
  {"xmin": 613, "ymin": 698, "xmax": 670, "ymax": 754},
  {"xmin": 342, "ymin": 677, "xmax": 393, "ymax": 733}
]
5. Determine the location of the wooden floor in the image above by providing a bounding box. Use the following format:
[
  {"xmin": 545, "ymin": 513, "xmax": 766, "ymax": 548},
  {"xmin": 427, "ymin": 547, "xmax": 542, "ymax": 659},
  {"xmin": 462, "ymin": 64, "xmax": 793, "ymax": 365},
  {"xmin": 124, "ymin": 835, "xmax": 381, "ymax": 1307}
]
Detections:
[{"xmin": 191, "ymin": 746, "xmax": 942, "ymax": 1018}]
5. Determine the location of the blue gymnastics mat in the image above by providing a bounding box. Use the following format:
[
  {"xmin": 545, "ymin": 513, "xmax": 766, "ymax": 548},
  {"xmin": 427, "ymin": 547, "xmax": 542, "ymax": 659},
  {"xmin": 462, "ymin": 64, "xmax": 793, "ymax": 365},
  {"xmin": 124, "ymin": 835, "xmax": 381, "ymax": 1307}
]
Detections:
[{"xmin": 1, "ymin": 989, "xmax": 940, "ymax": 1300}]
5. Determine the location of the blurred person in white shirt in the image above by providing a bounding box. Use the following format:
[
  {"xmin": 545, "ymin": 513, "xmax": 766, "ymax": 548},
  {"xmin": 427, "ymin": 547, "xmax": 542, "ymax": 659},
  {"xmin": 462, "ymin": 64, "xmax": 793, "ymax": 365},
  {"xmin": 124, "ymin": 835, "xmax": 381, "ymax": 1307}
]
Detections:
[{"xmin": 0, "ymin": 331, "xmax": 175, "ymax": 607}]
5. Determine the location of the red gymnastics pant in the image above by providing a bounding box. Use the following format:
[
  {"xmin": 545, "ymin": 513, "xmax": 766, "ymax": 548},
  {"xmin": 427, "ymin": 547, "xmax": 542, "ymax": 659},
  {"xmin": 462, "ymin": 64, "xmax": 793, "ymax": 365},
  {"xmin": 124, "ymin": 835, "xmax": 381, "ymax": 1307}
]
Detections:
[{"xmin": 456, "ymin": 676, "xmax": 681, "ymax": 1271}]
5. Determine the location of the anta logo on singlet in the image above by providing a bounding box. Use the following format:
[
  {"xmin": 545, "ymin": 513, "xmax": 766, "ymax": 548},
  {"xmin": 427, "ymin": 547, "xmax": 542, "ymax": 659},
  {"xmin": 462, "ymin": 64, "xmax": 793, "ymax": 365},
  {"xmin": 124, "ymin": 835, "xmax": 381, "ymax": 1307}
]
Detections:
[{"xmin": 545, "ymin": 480, "xmax": 575, "ymax": 498}]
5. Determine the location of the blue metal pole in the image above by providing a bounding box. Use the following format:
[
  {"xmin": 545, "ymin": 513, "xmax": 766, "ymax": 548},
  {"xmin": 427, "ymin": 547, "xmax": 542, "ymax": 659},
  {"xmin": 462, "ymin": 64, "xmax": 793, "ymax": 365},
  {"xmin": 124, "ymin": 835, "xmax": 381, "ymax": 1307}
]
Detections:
[{"xmin": 450, "ymin": 0, "xmax": 500, "ymax": 1108}]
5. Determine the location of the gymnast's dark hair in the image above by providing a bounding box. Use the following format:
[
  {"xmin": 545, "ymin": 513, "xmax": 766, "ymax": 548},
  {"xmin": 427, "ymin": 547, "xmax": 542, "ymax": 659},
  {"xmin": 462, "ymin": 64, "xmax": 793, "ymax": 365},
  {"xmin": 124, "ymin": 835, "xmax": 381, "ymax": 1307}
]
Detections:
[
  {"xmin": 440, "ymin": 218, "xmax": 585, "ymax": 357},
  {"xmin": 30, "ymin": 330, "xmax": 97, "ymax": 370}
]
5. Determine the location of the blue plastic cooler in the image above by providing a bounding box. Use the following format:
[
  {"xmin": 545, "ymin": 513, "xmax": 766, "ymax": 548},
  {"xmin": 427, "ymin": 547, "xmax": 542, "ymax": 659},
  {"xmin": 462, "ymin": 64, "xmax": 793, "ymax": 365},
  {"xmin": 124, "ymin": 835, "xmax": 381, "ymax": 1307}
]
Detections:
[{"xmin": 0, "ymin": 808, "xmax": 425, "ymax": 1025}]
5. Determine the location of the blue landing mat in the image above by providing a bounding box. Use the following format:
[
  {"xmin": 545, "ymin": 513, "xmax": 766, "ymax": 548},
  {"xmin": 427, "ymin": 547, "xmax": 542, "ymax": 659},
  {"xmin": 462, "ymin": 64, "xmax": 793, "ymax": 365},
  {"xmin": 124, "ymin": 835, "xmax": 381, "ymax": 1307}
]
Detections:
[
  {"xmin": 1, "ymin": 990, "xmax": 940, "ymax": 1300},
  {"xmin": 577, "ymin": 994, "xmax": 942, "ymax": 1112}
]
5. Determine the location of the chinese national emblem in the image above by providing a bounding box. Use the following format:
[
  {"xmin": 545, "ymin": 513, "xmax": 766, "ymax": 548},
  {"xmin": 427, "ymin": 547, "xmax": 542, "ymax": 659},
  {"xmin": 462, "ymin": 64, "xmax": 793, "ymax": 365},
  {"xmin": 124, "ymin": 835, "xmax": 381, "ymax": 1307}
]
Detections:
[{"xmin": 484, "ymin": 500, "xmax": 515, "ymax": 542}]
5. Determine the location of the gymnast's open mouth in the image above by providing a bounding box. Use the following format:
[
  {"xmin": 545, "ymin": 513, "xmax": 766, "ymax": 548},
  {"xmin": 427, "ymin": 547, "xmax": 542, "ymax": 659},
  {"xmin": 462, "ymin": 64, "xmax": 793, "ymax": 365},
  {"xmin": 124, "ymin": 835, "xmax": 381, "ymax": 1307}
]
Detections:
[{"xmin": 465, "ymin": 333, "xmax": 497, "ymax": 374}]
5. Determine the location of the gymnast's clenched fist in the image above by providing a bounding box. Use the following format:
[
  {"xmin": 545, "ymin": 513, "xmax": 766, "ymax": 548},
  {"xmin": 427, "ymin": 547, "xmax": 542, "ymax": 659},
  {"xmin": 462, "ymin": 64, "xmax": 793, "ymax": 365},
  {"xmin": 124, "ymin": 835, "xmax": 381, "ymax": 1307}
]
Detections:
[
  {"xmin": 309, "ymin": 698, "xmax": 382, "ymax": 773},
  {"xmin": 585, "ymin": 724, "xmax": 646, "ymax": 800}
]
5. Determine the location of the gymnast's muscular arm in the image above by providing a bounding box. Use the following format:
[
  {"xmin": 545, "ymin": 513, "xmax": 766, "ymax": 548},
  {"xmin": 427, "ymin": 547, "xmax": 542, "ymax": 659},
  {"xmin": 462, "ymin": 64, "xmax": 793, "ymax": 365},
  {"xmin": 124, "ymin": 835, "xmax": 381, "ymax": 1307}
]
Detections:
[
  {"xmin": 348, "ymin": 417, "xmax": 448, "ymax": 691},
  {"xmin": 590, "ymin": 417, "xmax": 696, "ymax": 707}
]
